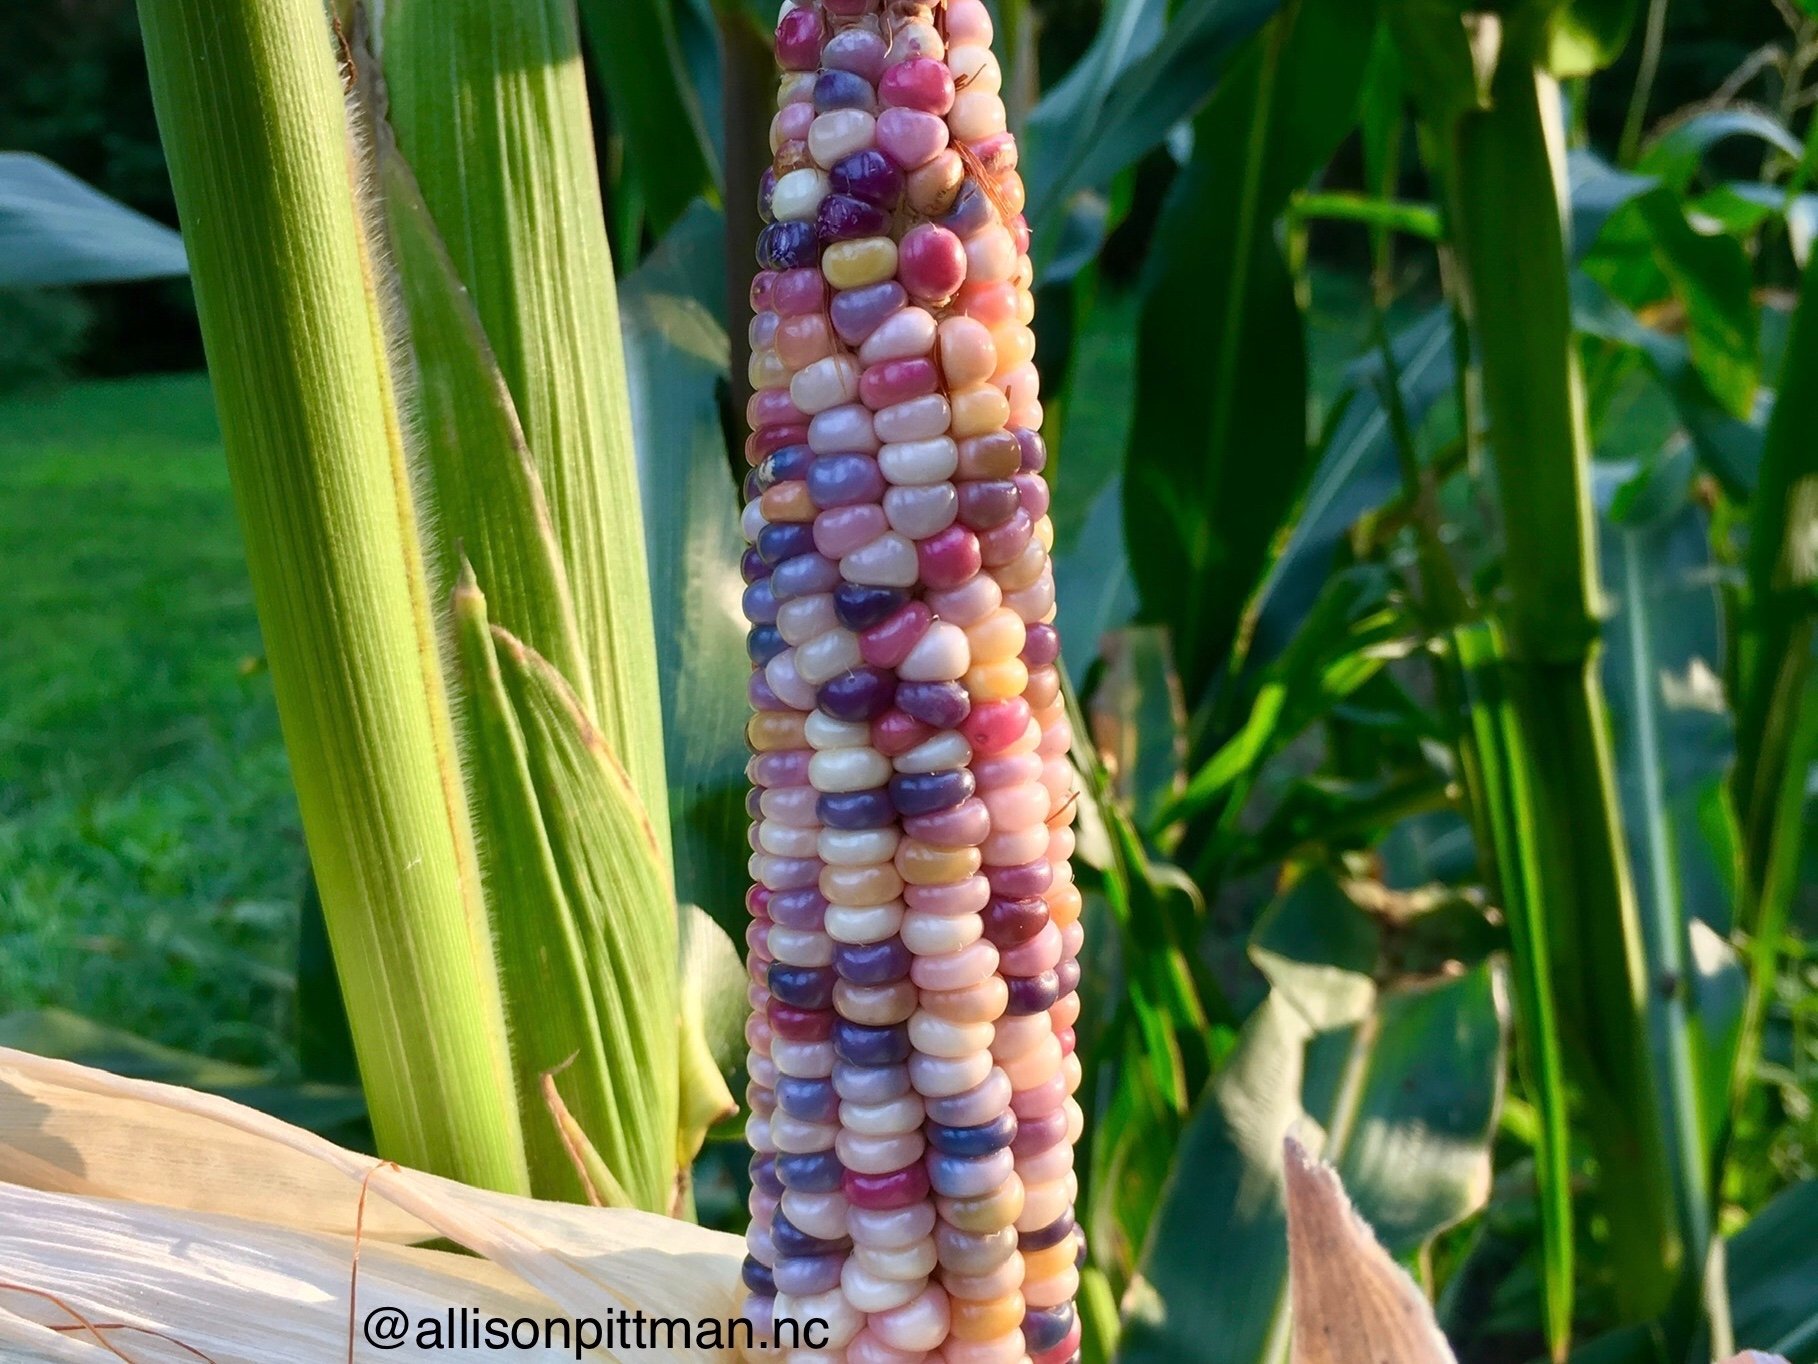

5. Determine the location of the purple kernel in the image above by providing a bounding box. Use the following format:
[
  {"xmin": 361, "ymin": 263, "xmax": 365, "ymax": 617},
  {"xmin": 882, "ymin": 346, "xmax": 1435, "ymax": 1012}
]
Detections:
[
  {"xmin": 771, "ymin": 1213, "xmax": 851, "ymax": 1258},
  {"xmin": 817, "ymin": 192, "xmax": 891, "ymax": 243},
  {"xmin": 1022, "ymin": 622, "xmax": 1061, "ymax": 667},
  {"xmin": 742, "ymin": 1256, "xmax": 777, "ymax": 1295},
  {"xmin": 833, "ymin": 1019, "xmax": 912, "ymax": 1066},
  {"xmin": 774, "ymin": 1253, "xmax": 845, "ymax": 1295},
  {"xmin": 832, "ymin": 582, "xmax": 908, "ymax": 630},
  {"xmin": 894, "ymin": 680, "xmax": 972, "ymax": 729},
  {"xmin": 1018, "ymin": 1211, "xmax": 1077, "ymax": 1253},
  {"xmin": 775, "ymin": 1150, "xmax": 845, "ymax": 1193},
  {"xmin": 768, "ymin": 963, "xmax": 836, "ymax": 1009},
  {"xmin": 1014, "ymin": 426, "xmax": 1048, "ymax": 473},
  {"xmin": 817, "ymin": 666, "xmax": 896, "ymax": 720},
  {"xmin": 1004, "ymin": 970, "xmax": 1062, "ymax": 1014},
  {"xmin": 769, "ymin": 552, "xmax": 841, "ymax": 601},
  {"xmin": 986, "ymin": 859, "xmax": 1053, "ymax": 898},
  {"xmin": 888, "ymin": 767, "xmax": 976, "ymax": 817},
  {"xmin": 769, "ymin": 887, "xmax": 830, "ymax": 930},
  {"xmin": 758, "ymin": 521, "xmax": 816, "ymax": 566},
  {"xmin": 833, "ymin": 935, "xmax": 913, "ymax": 984},
  {"xmin": 746, "ymin": 625, "xmax": 786, "ymax": 665},
  {"xmin": 982, "ymin": 895, "xmax": 1049, "ymax": 947},
  {"xmin": 1023, "ymin": 1304, "xmax": 1076, "ymax": 1354},
  {"xmin": 758, "ymin": 166, "xmax": 778, "ymax": 224},
  {"xmin": 830, "ymin": 279, "xmax": 907, "ymax": 345},
  {"xmin": 1056, "ymin": 958, "xmax": 1082, "ymax": 995},
  {"xmin": 741, "ymin": 547, "xmax": 770, "ymax": 584},
  {"xmin": 829, "ymin": 149, "xmax": 905, "ymax": 207},
  {"xmin": 813, "ymin": 68, "xmax": 876, "ymax": 113},
  {"xmin": 956, "ymin": 478, "xmax": 1021, "ymax": 531},
  {"xmin": 775, "ymin": 1075, "xmax": 840, "ymax": 1123},
  {"xmin": 927, "ymin": 1111, "xmax": 1018, "ymax": 1157},
  {"xmin": 1011, "ymin": 1108, "xmax": 1069, "ymax": 1160},
  {"xmin": 941, "ymin": 180, "xmax": 994, "ymax": 239},
  {"xmin": 808, "ymin": 453, "xmax": 888, "ymax": 509},
  {"xmin": 758, "ymin": 220, "xmax": 819, "ymax": 271},
  {"xmin": 817, "ymin": 787, "xmax": 896, "ymax": 830}
]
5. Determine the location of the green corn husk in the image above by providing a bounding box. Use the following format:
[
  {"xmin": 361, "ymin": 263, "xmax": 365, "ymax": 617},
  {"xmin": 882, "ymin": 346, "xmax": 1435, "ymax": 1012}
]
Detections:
[{"xmin": 135, "ymin": 0, "xmax": 529, "ymax": 1193}]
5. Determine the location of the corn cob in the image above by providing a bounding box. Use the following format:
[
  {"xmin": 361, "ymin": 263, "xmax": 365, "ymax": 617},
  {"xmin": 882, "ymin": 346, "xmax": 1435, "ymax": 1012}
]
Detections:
[{"xmin": 737, "ymin": 4, "xmax": 1083, "ymax": 1363}]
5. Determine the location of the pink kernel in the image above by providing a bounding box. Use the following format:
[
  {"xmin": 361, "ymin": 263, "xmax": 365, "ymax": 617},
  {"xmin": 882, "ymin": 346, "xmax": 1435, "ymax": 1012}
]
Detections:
[
  {"xmin": 899, "ymin": 223, "xmax": 968, "ymax": 304},
  {"xmin": 945, "ymin": 0, "xmax": 994, "ymax": 44},
  {"xmin": 861, "ymin": 601, "xmax": 934, "ymax": 669},
  {"xmin": 859, "ymin": 357, "xmax": 939, "ymax": 410},
  {"xmin": 774, "ymin": 6, "xmax": 823, "ymax": 70},
  {"xmin": 747, "ymin": 388, "xmax": 805, "ymax": 429},
  {"xmin": 750, "ymin": 270, "xmax": 778, "ymax": 312},
  {"xmin": 969, "ymin": 131, "xmax": 1019, "ymax": 176},
  {"xmin": 773, "ymin": 267, "xmax": 827, "ymax": 317},
  {"xmin": 1009, "ymin": 213, "xmax": 1032, "ymax": 255},
  {"xmin": 880, "ymin": 57, "xmax": 956, "ymax": 115},
  {"xmin": 961, "ymin": 697, "xmax": 1031, "ymax": 756},
  {"xmin": 773, "ymin": 102, "xmax": 814, "ymax": 144},
  {"xmin": 917, "ymin": 524, "xmax": 982, "ymax": 589},
  {"xmin": 876, "ymin": 107, "xmax": 950, "ymax": 170},
  {"xmin": 954, "ymin": 279, "xmax": 1018, "ymax": 327},
  {"xmin": 873, "ymin": 709, "xmax": 936, "ymax": 758}
]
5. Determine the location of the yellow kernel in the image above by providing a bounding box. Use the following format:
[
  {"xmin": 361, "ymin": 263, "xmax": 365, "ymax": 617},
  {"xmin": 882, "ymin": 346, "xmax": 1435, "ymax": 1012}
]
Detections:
[
  {"xmin": 950, "ymin": 1293, "xmax": 1026, "ymax": 1342},
  {"xmin": 964, "ymin": 657, "xmax": 1028, "ymax": 702},
  {"xmin": 823, "ymin": 237, "xmax": 899, "ymax": 289},
  {"xmin": 965, "ymin": 608, "xmax": 1026, "ymax": 666},
  {"xmin": 950, "ymin": 383, "xmax": 1012, "ymax": 439},
  {"xmin": 896, "ymin": 840, "xmax": 982, "ymax": 886},
  {"xmin": 939, "ymin": 1177, "xmax": 1024, "ymax": 1233},
  {"xmin": 820, "ymin": 863, "xmax": 905, "ymax": 906},
  {"xmin": 747, "ymin": 711, "xmax": 806, "ymax": 751}
]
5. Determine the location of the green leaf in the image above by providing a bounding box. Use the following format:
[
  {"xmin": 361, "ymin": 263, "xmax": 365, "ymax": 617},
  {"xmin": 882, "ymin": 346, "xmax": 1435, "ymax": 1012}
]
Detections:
[
  {"xmin": 1124, "ymin": 0, "xmax": 1379, "ymax": 706},
  {"xmin": 1571, "ymin": 271, "xmax": 1764, "ymax": 496},
  {"xmin": 1022, "ymin": 0, "xmax": 1169, "ymax": 229},
  {"xmin": 619, "ymin": 203, "xmax": 752, "ymax": 927},
  {"xmin": 1548, "ymin": 0, "xmax": 1639, "ymax": 78},
  {"xmin": 1454, "ymin": 621, "xmax": 1577, "ymax": 1356},
  {"xmin": 450, "ymin": 571, "xmax": 638, "ymax": 1206},
  {"xmin": 1585, "ymin": 188, "xmax": 1760, "ymax": 419},
  {"xmin": 1446, "ymin": 50, "xmax": 1681, "ymax": 1317},
  {"xmin": 384, "ymin": 0, "xmax": 672, "ymax": 842},
  {"xmin": 1638, "ymin": 110, "xmax": 1804, "ymax": 196},
  {"xmin": 1120, "ymin": 931, "xmax": 1503, "ymax": 1364},
  {"xmin": 137, "ymin": 0, "xmax": 529, "ymax": 1194},
  {"xmin": 377, "ymin": 145, "xmax": 590, "ymax": 694},
  {"xmin": 1596, "ymin": 462, "xmax": 1737, "ymax": 1327},
  {"xmin": 1249, "ymin": 307, "xmax": 1455, "ymax": 664},
  {"xmin": 1164, "ymin": 570, "xmax": 1414, "ymax": 831},
  {"xmin": 1382, "ymin": 0, "xmax": 1500, "ymax": 130},
  {"xmin": 1723, "ymin": 1179, "xmax": 1818, "ymax": 1361},
  {"xmin": 575, "ymin": 0, "xmax": 718, "ymax": 237},
  {"xmin": 1024, "ymin": 0, "xmax": 1282, "ymax": 233},
  {"xmin": 676, "ymin": 903, "xmax": 742, "ymax": 1165},
  {"xmin": 1734, "ymin": 247, "xmax": 1818, "ymax": 917},
  {"xmin": 486, "ymin": 619, "xmax": 681, "ymax": 1214},
  {"xmin": 0, "ymin": 153, "xmax": 188, "ymax": 287}
]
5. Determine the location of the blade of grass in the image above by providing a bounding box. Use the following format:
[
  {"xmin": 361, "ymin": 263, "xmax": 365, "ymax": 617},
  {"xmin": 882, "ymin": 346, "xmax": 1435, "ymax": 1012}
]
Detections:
[{"xmin": 135, "ymin": 0, "xmax": 528, "ymax": 1193}]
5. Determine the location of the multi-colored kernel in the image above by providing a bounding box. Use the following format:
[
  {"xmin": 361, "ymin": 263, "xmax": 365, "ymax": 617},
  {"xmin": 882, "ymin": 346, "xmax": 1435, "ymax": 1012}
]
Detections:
[{"xmin": 740, "ymin": 3, "xmax": 1082, "ymax": 1363}]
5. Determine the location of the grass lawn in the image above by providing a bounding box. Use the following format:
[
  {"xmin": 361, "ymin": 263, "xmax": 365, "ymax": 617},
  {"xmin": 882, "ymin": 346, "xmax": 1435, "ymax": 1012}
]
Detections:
[{"xmin": 0, "ymin": 373, "xmax": 304, "ymax": 1067}]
